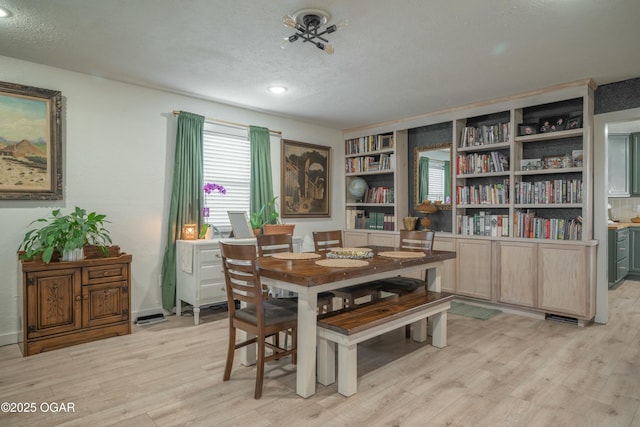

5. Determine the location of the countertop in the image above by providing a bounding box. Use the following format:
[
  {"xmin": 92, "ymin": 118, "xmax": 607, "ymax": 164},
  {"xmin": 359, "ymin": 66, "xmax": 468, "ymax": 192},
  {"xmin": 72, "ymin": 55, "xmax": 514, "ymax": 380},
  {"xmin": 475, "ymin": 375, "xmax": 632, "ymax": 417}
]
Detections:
[{"xmin": 608, "ymin": 221, "xmax": 640, "ymax": 230}]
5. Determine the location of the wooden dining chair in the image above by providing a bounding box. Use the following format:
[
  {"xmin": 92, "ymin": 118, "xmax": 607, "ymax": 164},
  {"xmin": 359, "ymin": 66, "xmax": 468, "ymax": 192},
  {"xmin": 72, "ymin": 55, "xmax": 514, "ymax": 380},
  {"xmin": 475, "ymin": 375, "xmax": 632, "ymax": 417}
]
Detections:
[
  {"xmin": 377, "ymin": 230, "xmax": 436, "ymax": 295},
  {"xmin": 312, "ymin": 230, "xmax": 381, "ymax": 307},
  {"xmin": 220, "ymin": 242, "xmax": 298, "ymax": 399},
  {"xmin": 257, "ymin": 233, "xmax": 335, "ymax": 313}
]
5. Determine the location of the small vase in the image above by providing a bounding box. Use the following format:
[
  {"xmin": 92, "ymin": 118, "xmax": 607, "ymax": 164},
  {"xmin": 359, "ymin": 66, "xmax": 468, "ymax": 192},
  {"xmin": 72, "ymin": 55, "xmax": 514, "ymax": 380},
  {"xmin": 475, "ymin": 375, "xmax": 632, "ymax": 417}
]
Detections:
[
  {"xmin": 62, "ymin": 248, "xmax": 84, "ymax": 261},
  {"xmin": 403, "ymin": 217, "xmax": 417, "ymax": 230}
]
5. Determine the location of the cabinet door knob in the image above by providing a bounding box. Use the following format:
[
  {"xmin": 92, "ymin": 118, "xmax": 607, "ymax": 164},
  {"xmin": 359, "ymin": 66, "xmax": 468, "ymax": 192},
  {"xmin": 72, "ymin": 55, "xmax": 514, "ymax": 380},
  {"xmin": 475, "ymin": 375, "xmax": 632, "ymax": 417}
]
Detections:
[{"xmin": 75, "ymin": 295, "xmax": 81, "ymax": 301}]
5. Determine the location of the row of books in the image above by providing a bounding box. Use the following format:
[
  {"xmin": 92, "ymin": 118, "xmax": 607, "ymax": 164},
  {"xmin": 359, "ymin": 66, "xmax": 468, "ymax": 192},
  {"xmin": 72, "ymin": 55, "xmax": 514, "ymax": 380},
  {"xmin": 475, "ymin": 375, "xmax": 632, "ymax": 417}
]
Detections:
[
  {"xmin": 345, "ymin": 154, "xmax": 393, "ymax": 173},
  {"xmin": 513, "ymin": 210, "xmax": 582, "ymax": 240},
  {"xmin": 514, "ymin": 179, "xmax": 583, "ymax": 204},
  {"xmin": 458, "ymin": 122, "xmax": 511, "ymax": 148},
  {"xmin": 346, "ymin": 209, "xmax": 395, "ymax": 230},
  {"xmin": 363, "ymin": 186, "xmax": 394, "ymax": 204},
  {"xmin": 456, "ymin": 181, "xmax": 510, "ymax": 205},
  {"xmin": 456, "ymin": 212, "xmax": 510, "ymax": 237},
  {"xmin": 457, "ymin": 152, "xmax": 509, "ymax": 175},
  {"xmin": 345, "ymin": 134, "xmax": 394, "ymax": 155}
]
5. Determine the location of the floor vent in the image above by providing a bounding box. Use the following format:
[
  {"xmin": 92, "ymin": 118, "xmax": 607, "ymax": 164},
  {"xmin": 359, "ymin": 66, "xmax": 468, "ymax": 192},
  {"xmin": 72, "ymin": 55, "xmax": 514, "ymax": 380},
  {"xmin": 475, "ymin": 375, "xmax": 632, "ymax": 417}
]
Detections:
[
  {"xmin": 135, "ymin": 313, "xmax": 166, "ymax": 325},
  {"xmin": 545, "ymin": 313, "xmax": 578, "ymax": 325}
]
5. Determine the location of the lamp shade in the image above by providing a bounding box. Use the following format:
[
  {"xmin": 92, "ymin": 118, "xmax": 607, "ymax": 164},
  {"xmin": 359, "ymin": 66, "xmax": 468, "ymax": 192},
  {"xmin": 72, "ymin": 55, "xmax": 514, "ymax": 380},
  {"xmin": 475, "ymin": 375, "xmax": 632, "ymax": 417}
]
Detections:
[{"xmin": 182, "ymin": 223, "xmax": 198, "ymax": 240}]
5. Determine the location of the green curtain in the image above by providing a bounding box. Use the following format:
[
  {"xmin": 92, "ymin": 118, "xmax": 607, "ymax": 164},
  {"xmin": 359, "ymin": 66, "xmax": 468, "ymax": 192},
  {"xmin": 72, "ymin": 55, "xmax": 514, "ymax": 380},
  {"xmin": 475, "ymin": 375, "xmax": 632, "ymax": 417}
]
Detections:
[
  {"xmin": 443, "ymin": 160, "xmax": 451, "ymax": 201},
  {"xmin": 419, "ymin": 156, "xmax": 430, "ymax": 202},
  {"xmin": 161, "ymin": 111, "xmax": 205, "ymax": 310},
  {"xmin": 249, "ymin": 126, "xmax": 275, "ymax": 221}
]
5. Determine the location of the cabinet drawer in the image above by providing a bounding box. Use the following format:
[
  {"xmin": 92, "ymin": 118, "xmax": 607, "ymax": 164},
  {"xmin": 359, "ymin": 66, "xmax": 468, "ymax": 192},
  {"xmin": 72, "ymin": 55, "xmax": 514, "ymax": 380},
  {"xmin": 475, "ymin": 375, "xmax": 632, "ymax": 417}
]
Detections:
[
  {"xmin": 617, "ymin": 228, "xmax": 629, "ymax": 241},
  {"xmin": 617, "ymin": 258, "xmax": 629, "ymax": 280},
  {"xmin": 83, "ymin": 263, "xmax": 128, "ymax": 284},
  {"xmin": 201, "ymin": 264, "xmax": 224, "ymax": 282},
  {"xmin": 200, "ymin": 249, "xmax": 222, "ymax": 265},
  {"xmin": 200, "ymin": 282, "xmax": 227, "ymax": 303},
  {"xmin": 617, "ymin": 238, "xmax": 629, "ymax": 261}
]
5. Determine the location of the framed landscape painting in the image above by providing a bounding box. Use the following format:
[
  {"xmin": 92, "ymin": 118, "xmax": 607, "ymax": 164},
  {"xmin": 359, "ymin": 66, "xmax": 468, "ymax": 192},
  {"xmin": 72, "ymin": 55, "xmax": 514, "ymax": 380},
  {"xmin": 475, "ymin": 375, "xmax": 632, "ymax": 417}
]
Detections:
[
  {"xmin": 0, "ymin": 81, "xmax": 63, "ymax": 200},
  {"xmin": 281, "ymin": 139, "xmax": 330, "ymax": 218}
]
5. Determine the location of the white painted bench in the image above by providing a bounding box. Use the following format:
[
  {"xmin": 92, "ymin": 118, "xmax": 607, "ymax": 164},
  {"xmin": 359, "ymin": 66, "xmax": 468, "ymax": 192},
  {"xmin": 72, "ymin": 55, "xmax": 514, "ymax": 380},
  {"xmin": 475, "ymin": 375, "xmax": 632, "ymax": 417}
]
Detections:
[{"xmin": 316, "ymin": 289, "xmax": 453, "ymax": 396}]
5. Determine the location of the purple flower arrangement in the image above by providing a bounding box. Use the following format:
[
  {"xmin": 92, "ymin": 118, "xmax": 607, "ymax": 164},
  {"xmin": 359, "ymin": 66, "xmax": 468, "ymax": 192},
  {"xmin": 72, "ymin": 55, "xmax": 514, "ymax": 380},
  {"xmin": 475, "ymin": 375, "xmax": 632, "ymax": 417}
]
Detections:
[{"xmin": 202, "ymin": 182, "xmax": 226, "ymax": 218}]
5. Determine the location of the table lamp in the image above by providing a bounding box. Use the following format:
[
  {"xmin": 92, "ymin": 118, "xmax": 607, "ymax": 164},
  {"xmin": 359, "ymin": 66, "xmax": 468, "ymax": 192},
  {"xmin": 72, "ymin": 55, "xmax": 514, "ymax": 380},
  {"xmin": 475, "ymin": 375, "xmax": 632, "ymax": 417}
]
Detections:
[{"xmin": 416, "ymin": 200, "xmax": 438, "ymax": 230}]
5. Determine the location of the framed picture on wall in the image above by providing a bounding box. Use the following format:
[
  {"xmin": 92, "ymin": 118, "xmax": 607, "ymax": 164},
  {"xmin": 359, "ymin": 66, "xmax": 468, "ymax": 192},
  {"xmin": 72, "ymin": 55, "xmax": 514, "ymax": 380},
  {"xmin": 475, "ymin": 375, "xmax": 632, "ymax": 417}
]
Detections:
[
  {"xmin": 281, "ymin": 139, "xmax": 331, "ymax": 218},
  {"xmin": 0, "ymin": 81, "xmax": 63, "ymax": 200}
]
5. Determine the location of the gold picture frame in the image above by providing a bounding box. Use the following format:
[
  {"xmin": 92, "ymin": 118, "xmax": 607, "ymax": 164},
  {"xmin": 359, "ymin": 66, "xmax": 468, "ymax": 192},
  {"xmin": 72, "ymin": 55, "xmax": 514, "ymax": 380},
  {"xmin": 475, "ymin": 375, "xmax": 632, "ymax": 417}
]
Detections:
[
  {"xmin": 281, "ymin": 139, "xmax": 330, "ymax": 218},
  {"xmin": 0, "ymin": 81, "xmax": 63, "ymax": 200}
]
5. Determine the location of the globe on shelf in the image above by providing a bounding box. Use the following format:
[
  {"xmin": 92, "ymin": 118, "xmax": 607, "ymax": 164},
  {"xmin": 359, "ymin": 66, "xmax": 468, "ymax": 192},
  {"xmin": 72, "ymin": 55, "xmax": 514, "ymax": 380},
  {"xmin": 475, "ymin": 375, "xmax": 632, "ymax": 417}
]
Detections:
[{"xmin": 347, "ymin": 177, "xmax": 368, "ymax": 202}]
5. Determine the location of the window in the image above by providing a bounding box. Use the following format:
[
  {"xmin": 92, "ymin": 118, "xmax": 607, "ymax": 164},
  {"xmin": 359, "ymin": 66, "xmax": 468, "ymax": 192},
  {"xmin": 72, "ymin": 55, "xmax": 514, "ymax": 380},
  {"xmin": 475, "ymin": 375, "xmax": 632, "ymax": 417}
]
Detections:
[
  {"xmin": 202, "ymin": 123, "xmax": 251, "ymax": 234},
  {"xmin": 427, "ymin": 159, "xmax": 445, "ymax": 202}
]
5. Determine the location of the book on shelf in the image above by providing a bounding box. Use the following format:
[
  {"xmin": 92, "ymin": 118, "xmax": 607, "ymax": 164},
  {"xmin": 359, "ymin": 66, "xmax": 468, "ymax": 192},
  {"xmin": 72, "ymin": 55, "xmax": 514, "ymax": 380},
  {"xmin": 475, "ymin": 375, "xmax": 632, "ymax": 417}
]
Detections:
[
  {"xmin": 456, "ymin": 212, "xmax": 510, "ymax": 236},
  {"xmin": 346, "ymin": 208, "xmax": 365, "ymax": 229},
  {"xmin": 515, "ymin": 179, "xmax": 582, "ymax": 204},
  {"xmin": 456, "ymin": 180, "xmax": 510, "ymax": 205},
  {"xmin": 458, "ymin": 122, "xmax": 511, "ymax": 148},
  {"xmin": 345, "ymin": 134, "xmax": 394, "ymax": 155},
  {"xmin": 457, "ymin": 152, "xmax": 509, "ymax": 175},
  {"xmin": 513, "ymin": 209, "xmax": 582, "ymax": 240}
]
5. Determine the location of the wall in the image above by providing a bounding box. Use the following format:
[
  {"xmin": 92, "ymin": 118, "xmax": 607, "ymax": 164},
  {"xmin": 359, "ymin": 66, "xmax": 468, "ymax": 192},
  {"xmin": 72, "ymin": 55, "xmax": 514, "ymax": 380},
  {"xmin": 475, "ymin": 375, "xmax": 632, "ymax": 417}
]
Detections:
[{"xmin": 0, "ymin": 55, "xmax": 343, "ymax": 346}]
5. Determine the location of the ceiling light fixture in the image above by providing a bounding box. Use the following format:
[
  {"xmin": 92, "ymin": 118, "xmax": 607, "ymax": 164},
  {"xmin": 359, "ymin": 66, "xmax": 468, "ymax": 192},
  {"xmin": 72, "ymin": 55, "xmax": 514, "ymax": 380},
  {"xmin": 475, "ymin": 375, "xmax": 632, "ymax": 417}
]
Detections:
[
  {"xmin": 0, "ymin": 6, "xmax": 12, "ymax": 18},
  {"xmin": 281, "ymin": 8, "xmax": 348, "ymax": 55},
  {"xmin": 268, "ymin": 86, "xmax": 287, "ymax": 95}
]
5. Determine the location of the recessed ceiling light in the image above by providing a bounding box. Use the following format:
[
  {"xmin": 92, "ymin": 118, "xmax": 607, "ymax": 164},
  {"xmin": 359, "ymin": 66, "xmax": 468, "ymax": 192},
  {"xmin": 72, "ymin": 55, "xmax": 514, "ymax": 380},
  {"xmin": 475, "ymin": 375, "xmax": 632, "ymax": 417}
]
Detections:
[
  {"xmin": 268, "ymin": 86, "xmax": 287, "ymax": 95},
  {"xmin": 0, "ymin": 6, "xmax": 12, "ymax": 18}
]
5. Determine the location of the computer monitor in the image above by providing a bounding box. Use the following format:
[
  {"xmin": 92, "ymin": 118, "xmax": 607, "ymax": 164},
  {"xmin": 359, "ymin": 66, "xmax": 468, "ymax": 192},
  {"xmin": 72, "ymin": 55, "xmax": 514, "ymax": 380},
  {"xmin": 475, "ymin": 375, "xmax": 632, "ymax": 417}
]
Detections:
[{"xmin": 227, "ymin": 211, "xmax": 253, "ymax": 239}]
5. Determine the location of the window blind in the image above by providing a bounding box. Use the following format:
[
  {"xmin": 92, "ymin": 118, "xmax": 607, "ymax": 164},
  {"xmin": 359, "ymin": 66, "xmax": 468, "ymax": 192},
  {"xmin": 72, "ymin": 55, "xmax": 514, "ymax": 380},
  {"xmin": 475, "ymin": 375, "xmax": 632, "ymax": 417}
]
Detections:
[{"xmin": 202, "ymin": 123, "xmax": 251, "ymax": 234}]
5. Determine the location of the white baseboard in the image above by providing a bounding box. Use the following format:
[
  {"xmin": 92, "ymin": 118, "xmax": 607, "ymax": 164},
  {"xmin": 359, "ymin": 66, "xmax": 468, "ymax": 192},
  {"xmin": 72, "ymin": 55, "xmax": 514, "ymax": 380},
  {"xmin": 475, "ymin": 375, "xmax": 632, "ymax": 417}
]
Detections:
[{"xmin": 0, "ymin": 331, "xmax": 19, "ymax": 347}]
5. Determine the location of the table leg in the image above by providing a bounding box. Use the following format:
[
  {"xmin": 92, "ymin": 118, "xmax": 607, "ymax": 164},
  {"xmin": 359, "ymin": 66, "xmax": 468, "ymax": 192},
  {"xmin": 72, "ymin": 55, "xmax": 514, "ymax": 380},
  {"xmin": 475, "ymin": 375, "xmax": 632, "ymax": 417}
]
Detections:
[
  {"xmin": 430, "ymin": 311, "xmax": 447, "ymax": 348},
  {"xmin": 317, "ymin": 336, "xmax": 335, "ymax": 386},
  {"xmin": 193, "ymin": 307, "xmax": 200, "ymax": 326},
  {"xmin": 239, "ymin": 301, "xmax": 256, "ymax": 366},
  {"xmin": 296, "ymin": 291, "xmax": 318, "ymax": 398},
  {"xmin": 426, "ymin": 263, "xmax": 443, "ymax": 292}
]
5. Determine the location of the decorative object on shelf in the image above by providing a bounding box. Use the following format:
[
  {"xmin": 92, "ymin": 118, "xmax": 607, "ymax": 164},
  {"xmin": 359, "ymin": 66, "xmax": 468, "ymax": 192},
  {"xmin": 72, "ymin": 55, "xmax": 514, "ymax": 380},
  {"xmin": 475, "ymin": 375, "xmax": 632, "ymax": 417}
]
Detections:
[
  {"xmin": 566, "ymin": 114, "xmax": 582, "ymax": 130},
  {"xmin": 521, "ymin": 158, "xmax": 543, "ymax": 171},
  {"xmin": 572, "ymin": 149, "xmax": 583, "ymax": 167},
  {"xmin": 562, "ymin": 153, "xmax": 574, "ymax": 169},
  {"xmin": 281, "ymin": 8, "xmax": 348, "ymax": 55},
  {"xmin": 539, "ymin": 115, "xmax": 567, "ymax": 133},
  {"xmin": 182, "ymin": 224, "xmax": 197, "ymax": 240},
  {"xmin": 543, "ymin": 155, "xmax": 564, "ymax": 169},
  {"xmin": 347, "ymin": 177, "xmax": 369, "ymax": 202},
  {"xmin": 282, "ymin": 139, "xmax": 330, "ymax": 218},
  {"xmin": 18, "ymin": 206, "xmax": 112, "ymax": 264},
  {"xmin": 403, "ymin": 216, "xmax": 418, "ymax": 231},
  {"xmin": 416, "ymin": 200, "xmax": 438, "ymax": 230},
  {"xmin": 518, "ymin": 123, "xmax": 538, "ymax": 136},
  {"xmin": 0, "ymin": 81, "xmax": 63, "ymax": 200}
]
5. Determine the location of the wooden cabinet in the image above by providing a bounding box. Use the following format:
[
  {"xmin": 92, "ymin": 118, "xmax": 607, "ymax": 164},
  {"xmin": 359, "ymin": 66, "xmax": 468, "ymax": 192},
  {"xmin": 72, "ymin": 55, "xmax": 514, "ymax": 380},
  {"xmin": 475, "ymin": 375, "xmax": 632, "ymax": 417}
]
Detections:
[
  {"xmin": 608, "ymin": 134, "xmax": 631, "ymax": 197},
  {"xmin": 497, "ymin": 241, "xmax": 537, "ymax": 308},
  {"xmin": 608, "ymin": 228, "xmax": 629, "ymax": 285},
  {"xmin": 19, "ymin": 253, "xmax": 132, "ymax": 356},
  {"xmin": 455, "ymin": 238, "xmax": 492, "ymax": 300},
  {"xmin": 538, "ymin": 243, "xmax": 595, "ymax": 319},
  {"xmin": 176, "ymin": 237, "xmax": 303, "ymax": 325},
  {"xmin": 631, "ymin": 133, "xmax": 640, "ymax": 196},
  {"xmin": 629, "ymin": 228, "xmax": 640, "ymax": 274},
  {"xmin": 176, "ymin": 239, "xmax": 227, "ymax": 325},
  {"xmin": 433, "ymin": 236, "xmax": 456, "ymax": 294}
]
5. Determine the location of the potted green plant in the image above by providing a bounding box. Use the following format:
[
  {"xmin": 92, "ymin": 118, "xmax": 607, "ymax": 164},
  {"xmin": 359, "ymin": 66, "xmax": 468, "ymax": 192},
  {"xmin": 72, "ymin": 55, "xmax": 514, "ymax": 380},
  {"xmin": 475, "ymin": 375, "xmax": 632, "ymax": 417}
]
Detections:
[
  {"xmin": 260, "ymin": 196, "xmax": 295, "ymax": 235},
  {"xmin": 18, "ymin": 206, "xmax": 113, "ymax": 263},
  {"xmin": 249, "ymin": 210, "xmax": 265, "ymax": 236}
]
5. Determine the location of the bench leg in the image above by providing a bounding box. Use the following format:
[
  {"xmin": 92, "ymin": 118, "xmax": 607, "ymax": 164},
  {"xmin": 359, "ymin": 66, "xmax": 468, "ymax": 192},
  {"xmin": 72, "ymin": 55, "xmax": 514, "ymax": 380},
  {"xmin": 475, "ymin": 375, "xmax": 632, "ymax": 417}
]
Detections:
[
  {"xmin": 338, "ymin": 343, "xmax": 358, "ymax": 397},
  {"xmin": 317, "ymin": 336, "xmax": 335, "ymax": 386},
  {"xmin": 411, "ymin": 318, "xmax": 428, "ymax": 343},
  {"xmin": 430, "ymin": 311, "xmax": 447, "ymax": 348}
]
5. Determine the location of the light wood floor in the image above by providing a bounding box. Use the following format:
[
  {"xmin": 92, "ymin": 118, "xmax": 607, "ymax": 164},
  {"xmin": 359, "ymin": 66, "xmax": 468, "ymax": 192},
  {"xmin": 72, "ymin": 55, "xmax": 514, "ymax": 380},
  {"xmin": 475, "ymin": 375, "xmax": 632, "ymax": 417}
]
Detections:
[{"xmin": 2, "ymin": 280, "xmax": 640, "ymax": 427}]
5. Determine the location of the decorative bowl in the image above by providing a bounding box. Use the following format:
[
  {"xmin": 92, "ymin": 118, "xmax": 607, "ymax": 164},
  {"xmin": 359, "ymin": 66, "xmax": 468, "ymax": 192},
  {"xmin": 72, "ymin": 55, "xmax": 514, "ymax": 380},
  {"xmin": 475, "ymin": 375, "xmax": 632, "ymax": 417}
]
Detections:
[
  {"xmin": 327, "ymin": 247, "xmax": 374, "ymax": 259},
  {"xmin": 631, "ymin": 217, "xmax": 640, "ymax": 223}
]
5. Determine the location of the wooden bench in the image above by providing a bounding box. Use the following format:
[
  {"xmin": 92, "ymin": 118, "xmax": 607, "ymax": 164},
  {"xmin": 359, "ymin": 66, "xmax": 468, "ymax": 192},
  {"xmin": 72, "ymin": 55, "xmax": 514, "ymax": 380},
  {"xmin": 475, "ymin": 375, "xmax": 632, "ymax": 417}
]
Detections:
[{"xmin": 316, "ymin": 288, "xmax": 454, "ymax": 396}]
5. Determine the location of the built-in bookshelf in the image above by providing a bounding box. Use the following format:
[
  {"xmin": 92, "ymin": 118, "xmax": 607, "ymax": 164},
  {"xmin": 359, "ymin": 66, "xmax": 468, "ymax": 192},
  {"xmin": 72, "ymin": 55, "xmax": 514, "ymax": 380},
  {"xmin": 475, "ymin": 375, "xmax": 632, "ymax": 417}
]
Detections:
[
  {"xmin": 344, "ymin": 131, "xmax": 408, "ymax": 233},
  {"xmin": 453, "ymin": 93, "xmax": 592, "ymax": 242}
]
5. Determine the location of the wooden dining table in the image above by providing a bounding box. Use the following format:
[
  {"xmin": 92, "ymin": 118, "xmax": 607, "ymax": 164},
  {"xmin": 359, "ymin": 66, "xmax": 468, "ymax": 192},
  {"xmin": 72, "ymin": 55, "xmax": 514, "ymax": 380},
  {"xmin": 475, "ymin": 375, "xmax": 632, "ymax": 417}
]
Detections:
[{"xmin": 256, "ymin": 245, "xmax": 456, "ymax": 398}]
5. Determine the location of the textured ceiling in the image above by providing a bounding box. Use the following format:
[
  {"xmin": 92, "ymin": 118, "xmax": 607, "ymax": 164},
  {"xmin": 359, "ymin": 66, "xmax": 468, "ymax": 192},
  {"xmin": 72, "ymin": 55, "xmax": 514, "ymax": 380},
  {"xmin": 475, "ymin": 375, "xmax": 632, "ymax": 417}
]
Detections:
[{"xmin": 1, "ymin": 0, "xmax": 640, "ymax": 130}]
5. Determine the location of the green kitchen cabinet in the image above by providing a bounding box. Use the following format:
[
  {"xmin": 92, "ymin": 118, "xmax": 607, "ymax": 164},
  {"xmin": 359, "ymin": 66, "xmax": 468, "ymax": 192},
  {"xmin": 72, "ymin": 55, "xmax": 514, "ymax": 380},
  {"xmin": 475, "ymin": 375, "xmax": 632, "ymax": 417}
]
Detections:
[{"xmin": 608, "ymin": 228, "xmax": 629, "ymax": 286}]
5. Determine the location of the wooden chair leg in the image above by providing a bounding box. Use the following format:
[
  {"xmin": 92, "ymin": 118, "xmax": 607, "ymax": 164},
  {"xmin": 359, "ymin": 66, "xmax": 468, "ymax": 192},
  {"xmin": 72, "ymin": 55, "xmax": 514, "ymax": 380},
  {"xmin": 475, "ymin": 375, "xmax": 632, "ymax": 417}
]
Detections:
[
  {"xmin": 223, "ymin": 325, "xmax": 235, "ymax": 381},
  {"xmin": 255, "ymin": 333, "xmax": 265, "ymax": 399}
]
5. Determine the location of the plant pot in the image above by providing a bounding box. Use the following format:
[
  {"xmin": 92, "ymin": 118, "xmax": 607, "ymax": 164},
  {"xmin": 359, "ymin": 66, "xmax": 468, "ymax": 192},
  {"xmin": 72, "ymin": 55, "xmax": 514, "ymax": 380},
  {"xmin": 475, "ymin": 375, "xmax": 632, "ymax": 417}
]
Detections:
[
  {"xmin": 253, "ymin": 228, "xmax": 262, "ymax": 236},
  {"xmin": 262, "ymin": 224, "xmax": 295, "ymax": 235},
  {"xmin": 62, "ymin": 248, "xmax": 84, "ymax": 262}
]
